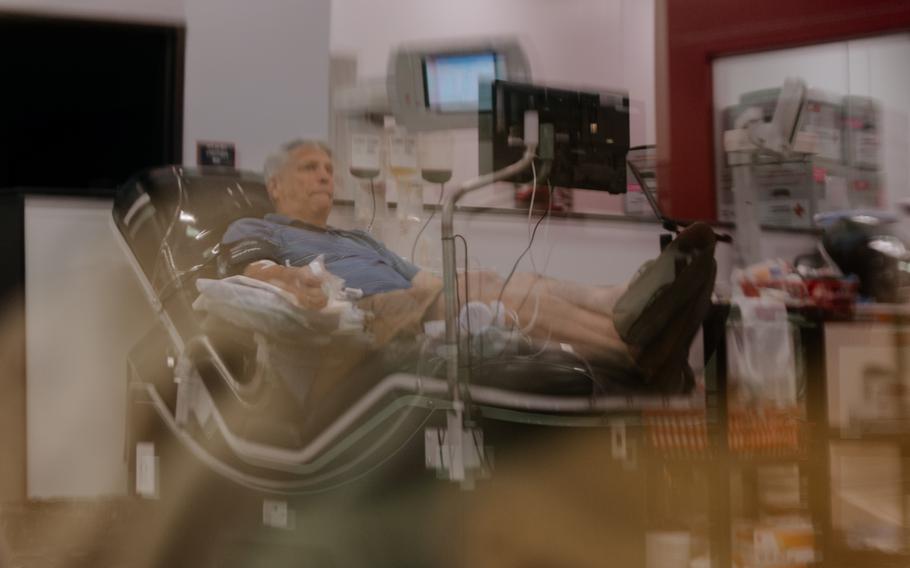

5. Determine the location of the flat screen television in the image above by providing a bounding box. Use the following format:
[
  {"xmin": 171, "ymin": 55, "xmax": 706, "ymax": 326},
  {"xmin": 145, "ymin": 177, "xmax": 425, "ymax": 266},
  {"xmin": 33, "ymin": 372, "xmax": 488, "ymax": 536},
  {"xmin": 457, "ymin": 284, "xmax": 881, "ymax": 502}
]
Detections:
[{"xmin": 0, "ymin": 14, "xmax": 184, "ymax": 193}]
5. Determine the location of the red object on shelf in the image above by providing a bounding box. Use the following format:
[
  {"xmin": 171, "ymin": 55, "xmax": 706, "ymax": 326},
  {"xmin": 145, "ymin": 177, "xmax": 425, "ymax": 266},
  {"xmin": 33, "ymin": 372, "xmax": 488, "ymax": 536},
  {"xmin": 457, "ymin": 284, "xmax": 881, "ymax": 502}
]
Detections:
[{"xmin": 804, "ymin": 277, "xmax": 858, "ymax": 319}]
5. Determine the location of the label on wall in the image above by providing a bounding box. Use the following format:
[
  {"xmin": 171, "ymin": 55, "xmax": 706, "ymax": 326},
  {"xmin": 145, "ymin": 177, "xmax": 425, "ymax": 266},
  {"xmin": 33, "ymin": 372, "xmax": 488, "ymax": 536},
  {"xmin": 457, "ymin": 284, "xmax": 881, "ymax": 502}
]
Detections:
[{"xmin": 196, "ymin": 141, "xmax": 236, "ymax": 167}]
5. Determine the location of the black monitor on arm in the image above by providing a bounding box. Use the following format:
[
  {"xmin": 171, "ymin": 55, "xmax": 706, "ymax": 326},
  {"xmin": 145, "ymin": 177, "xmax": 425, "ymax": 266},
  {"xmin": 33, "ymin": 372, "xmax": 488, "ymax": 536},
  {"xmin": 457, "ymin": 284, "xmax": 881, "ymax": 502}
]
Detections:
[{"xmin": 479, "ymin": 80, "xmax": 631, "ymax": 194}]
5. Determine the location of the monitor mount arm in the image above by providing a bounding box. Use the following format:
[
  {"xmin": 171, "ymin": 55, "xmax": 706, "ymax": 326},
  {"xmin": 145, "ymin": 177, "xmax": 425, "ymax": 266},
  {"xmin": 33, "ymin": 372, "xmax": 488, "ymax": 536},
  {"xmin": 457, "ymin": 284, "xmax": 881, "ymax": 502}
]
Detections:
[
  {"xmin": 435, "ymin": 112, "xmax": 539, "ymax": 485},
  {"xmin": 441, "ymin": 142, "xmax": 538, "ymax": 401}
]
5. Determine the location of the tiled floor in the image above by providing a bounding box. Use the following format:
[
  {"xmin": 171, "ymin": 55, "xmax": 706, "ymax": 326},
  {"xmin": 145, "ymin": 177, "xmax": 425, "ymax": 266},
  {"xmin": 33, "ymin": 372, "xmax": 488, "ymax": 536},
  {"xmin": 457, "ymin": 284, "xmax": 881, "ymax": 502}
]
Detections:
[{"xmin": 0, "ymin": 499, "xmax": 156, "ymax": 568}]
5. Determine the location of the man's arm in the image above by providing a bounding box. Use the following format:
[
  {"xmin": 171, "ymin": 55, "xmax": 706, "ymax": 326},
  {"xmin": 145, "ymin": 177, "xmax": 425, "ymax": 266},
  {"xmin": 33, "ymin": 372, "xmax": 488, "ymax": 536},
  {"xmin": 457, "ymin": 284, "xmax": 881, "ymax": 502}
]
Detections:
[
  {"xmin": 242, "ymin": 260, "xmax": 328, "ymax": 310},
  {"xmin": 221, "ymin": 218, "xmax": 329, "ymax": 309}
]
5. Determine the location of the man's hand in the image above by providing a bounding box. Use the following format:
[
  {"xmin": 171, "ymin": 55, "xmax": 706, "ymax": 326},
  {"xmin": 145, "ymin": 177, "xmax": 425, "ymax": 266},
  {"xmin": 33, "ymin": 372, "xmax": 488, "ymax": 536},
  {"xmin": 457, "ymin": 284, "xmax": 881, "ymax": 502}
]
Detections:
[
  {"xmin": 291, "ymin": 265, "xmax": 329, "ymax": 309},
  {"xmin": 242, "ymin": 261, "xmax": 329, "ymax": 310}
]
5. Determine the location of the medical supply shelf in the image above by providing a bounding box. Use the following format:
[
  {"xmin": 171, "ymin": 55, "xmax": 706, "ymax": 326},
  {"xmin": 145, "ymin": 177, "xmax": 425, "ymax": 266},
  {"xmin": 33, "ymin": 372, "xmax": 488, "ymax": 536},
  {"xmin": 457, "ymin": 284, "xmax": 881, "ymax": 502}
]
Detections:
[
  {"xmin": 637, "ymin": 304, "xmax": 829, "ymax": 568},
  {"xmin": 646, "ymin": 304, "xmax": 910, "ymax": 568}
]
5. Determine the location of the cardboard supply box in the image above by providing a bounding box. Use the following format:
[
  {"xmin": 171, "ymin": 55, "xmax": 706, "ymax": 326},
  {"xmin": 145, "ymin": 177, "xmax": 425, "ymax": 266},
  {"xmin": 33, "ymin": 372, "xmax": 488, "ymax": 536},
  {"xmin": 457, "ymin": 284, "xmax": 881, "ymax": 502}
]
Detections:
[
  {"xmin": 845, "ymin": 167, "xmax": 882, "ymax": 209},
  {"xmin": 844, "ymin": 95, "xmax": 881, "ymax": 171},
  {"xmin": 716, "ymin": 103, "xmax": 820, "ymax": 227},
  {"xmin": 716, "ymin": 89, "xmax": 883, "ymax": 226},
  {"xmin": 804, "ymin": 92, "xmax": 846, "ymax": 164},
  {"xmin": 716, "ymin": 156, "xmax": 882, "ymax": 226},
  {"xmin": 753, "ymin": 162, "xmax": 816, "ymax": 228}
]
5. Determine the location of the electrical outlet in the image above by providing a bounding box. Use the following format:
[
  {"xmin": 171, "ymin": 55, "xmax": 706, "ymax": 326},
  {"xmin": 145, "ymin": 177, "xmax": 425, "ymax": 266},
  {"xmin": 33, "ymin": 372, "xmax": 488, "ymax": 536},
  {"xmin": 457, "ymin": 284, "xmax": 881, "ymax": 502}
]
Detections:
[{"xmin": 135, "ymin": 442, "xmax": 158, "ymax": 498}]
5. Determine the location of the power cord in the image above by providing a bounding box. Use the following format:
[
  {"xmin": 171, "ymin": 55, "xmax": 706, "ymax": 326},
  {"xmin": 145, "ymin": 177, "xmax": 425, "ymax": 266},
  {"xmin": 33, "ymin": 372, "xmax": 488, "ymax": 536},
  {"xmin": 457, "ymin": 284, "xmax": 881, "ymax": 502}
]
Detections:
[
  {"xmin": 492, "ymin": 188, "xmax": 550, "ymax": 333},
  {"xmin": 453, "ymin": 234, "xmax": 472, "ymax": 371},
  {"xmin": 527, "ymin": 159, "xmax": 538, "ymax": 237},
  {"xmin": 538, "ymin": 178, "xmax": 555, "ymax": 273},
  {"xmin": 516, "ymin": 180, "xmax": 554, "ymax": 316},
  {"xmin": 367, "ymin": 179, "xmax": 377, "ymax": 233},
  {"xmin": 453, "ymin": 233, "xmax": 477, "ymax": 426},
  {"xmin": 410, "ymin": 182, "xmax": 445, "ymax": 263}
]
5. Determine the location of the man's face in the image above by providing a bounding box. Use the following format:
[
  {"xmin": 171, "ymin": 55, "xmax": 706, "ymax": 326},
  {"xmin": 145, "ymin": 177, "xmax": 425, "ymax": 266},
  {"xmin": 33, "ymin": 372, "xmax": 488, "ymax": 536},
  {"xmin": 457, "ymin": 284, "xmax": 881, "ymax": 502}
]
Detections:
[{"xmin": 269, "ymin": 145, "xmax": 335, "ymax": 223}]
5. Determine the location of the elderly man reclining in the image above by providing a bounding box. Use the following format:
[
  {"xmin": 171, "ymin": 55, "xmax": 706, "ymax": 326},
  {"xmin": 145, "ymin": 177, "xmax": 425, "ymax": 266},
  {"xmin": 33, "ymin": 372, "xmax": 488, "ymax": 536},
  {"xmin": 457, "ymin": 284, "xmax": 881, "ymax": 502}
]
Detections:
[{"xmin": 222, "ymin": 139, "xmax": 717, "ymax": 394}]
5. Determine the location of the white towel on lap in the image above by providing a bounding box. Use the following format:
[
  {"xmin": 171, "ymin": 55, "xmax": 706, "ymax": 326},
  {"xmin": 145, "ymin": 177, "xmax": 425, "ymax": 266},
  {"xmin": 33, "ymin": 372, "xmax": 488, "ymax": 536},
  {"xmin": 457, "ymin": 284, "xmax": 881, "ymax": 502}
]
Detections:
[{"xmin": 193, "ymin": 276, "xmax": 368, "ymax": 343}]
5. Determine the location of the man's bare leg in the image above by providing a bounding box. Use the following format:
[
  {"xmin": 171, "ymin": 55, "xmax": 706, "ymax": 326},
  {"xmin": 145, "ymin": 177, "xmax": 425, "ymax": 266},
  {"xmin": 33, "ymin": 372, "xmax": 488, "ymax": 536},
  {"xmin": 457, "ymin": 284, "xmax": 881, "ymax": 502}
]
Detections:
[
  {"xmin": 440, "ymin": 222, "xmax": 717, "ymax": 361},
  {"xmin": 507, "ymin": 273, "xmax": 628, "ymax": 316},
  {"xmin": 454, "ymin": 271, "xmax": 631, "ymax": 360}
]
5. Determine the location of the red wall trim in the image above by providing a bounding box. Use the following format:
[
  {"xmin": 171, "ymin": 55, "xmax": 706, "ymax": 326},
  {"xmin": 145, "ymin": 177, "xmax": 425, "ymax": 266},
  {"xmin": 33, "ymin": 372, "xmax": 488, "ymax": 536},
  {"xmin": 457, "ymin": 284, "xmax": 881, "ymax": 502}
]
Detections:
[{"xmin": 658, "ymin": 0, "xmax": 910, "ymax": 220}]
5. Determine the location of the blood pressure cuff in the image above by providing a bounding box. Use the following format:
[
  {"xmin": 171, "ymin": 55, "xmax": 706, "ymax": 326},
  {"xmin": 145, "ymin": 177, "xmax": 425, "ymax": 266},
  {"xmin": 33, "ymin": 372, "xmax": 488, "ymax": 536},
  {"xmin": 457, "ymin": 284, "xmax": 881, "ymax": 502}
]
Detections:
[{"xmin": 217, "ymin": 238, "xmax": 282, "ymax": 277}]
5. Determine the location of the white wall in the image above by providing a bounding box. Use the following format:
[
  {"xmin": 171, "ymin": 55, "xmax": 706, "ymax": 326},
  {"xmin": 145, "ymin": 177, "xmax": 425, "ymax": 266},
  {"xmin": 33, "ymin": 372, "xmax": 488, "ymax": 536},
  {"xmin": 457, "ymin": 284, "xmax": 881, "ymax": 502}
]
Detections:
[
  {"xmin": 330, "ymin": 0, "xmax": 656, "ymax": 141},
  {"xmin": 621, "ymin": 0, "xmax": 657, "ymax": 146},
  {"xmin": 331, "ymin": 0, "xmax": 625, "ymax": 87},
  {"xmin": 25, "ymin": 197, "xmax": 155, "ymax": 499},
  {"xmin": 330, "ymin": 0, "xmax": 654, "ymax": 143},
  {"xmin": 183, "ymin": 0, "xmax": 331, "ymax": 170}
]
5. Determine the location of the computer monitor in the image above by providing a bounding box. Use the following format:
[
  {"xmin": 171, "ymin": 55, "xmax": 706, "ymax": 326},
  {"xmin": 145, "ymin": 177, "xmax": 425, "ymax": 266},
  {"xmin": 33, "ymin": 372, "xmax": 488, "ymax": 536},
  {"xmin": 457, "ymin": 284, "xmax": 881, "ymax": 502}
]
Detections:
[
  {"xmin": 422, "ymin": 52, "xmax": 505, "ymax": 113},
  {"xmin": 479, "ymin": 80, "xmax": 630, "ymax": 194},
  {"xmin": 388, "ymin": 40, "xmax": 530, "ymax": 131}
]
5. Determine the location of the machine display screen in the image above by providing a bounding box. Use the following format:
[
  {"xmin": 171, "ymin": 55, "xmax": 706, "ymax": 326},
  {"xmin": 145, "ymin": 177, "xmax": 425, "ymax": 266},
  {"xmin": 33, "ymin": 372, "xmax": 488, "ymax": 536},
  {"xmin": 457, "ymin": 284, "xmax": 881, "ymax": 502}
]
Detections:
[
  {"xmin": 423, "ymin": 52, "xmax": 501, "ymax": 112},
  {"xmin": 479, "ymin": 80, "xmax": 631, "ymax": 193}
]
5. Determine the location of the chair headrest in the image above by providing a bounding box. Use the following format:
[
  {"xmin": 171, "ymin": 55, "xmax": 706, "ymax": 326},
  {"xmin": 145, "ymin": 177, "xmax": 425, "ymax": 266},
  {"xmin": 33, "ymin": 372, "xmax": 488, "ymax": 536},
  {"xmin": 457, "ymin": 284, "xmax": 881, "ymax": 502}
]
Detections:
[{"xmin": 113, "ymin": 165, "xmax": 273, "ymax": 315}]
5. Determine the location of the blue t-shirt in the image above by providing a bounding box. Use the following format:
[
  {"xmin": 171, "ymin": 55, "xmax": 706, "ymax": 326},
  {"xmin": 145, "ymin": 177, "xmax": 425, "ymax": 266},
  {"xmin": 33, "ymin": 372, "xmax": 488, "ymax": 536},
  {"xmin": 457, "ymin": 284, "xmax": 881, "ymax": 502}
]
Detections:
[{"xmin": 222, "ymin": 213, "xmax": 419, "ymax": 297}]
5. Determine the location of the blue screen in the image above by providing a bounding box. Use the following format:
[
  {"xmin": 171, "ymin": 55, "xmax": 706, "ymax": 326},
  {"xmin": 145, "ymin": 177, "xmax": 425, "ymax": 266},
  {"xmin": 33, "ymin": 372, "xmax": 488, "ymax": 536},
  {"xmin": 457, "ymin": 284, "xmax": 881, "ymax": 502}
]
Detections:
[{"xmin": 423, "ymin": 52, "xmax": 499, "ymax": 112}]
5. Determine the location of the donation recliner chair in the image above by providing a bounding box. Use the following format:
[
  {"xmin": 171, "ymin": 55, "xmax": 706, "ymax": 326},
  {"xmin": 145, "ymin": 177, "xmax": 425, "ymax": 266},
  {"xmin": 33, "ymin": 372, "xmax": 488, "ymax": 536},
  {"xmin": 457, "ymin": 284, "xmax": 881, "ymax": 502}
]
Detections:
[{"xmin": 113, "ymin": 166, "xmax": 705, "ymax": 494}]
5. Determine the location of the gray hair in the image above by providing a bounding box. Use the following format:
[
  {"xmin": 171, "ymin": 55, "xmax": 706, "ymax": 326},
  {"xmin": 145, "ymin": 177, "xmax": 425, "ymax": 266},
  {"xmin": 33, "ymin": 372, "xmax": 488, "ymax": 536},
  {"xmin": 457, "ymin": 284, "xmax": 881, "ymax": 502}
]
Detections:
[{"xmin": 263, "ymin": 139, "xmax": 333, "ymax": 183}]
